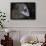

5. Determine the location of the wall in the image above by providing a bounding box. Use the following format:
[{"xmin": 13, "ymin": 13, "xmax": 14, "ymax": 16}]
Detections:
[
  {"xmin": 0, "ymin": 0, "xmax": 46, "ymax": 27},
  {"xmin": 0, "ymin": 0, "xmax": 46, "ymax": 46}
]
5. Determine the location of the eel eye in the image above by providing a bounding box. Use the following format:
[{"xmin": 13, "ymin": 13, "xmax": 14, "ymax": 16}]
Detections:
[{"xmin": 24, "ymin": 9, "xmax": 27, "ymax": 12}]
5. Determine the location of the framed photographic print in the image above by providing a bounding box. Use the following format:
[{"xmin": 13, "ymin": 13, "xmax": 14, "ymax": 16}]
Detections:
[{"xmin": 10, "ymin": 2, "xmax": 36, "ymax": 20}]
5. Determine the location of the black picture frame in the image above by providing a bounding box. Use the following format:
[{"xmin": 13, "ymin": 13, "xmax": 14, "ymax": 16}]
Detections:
[{"xmin": 10, "ymin": 2, "xmax": 36, "ymax": 20}]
